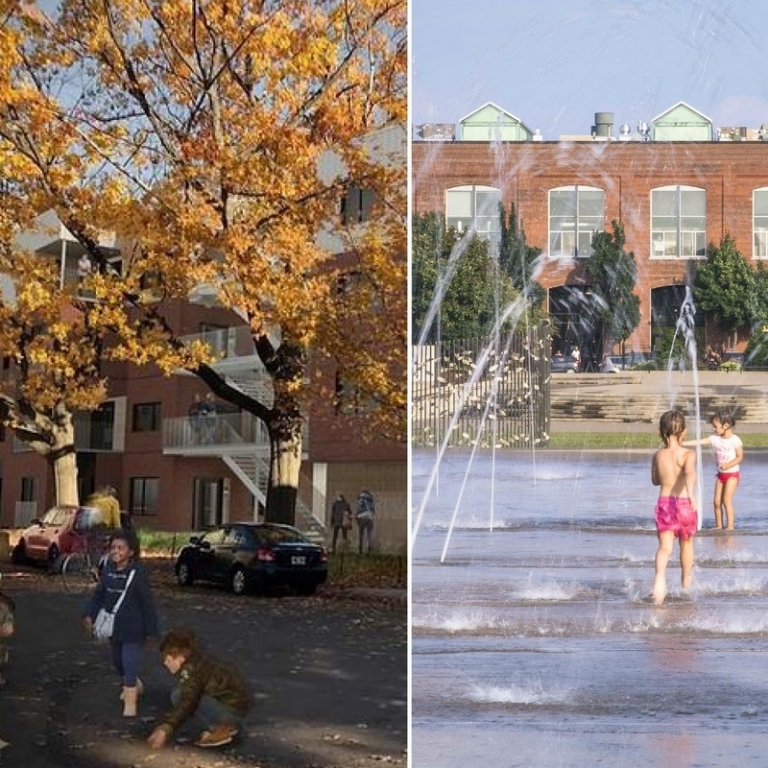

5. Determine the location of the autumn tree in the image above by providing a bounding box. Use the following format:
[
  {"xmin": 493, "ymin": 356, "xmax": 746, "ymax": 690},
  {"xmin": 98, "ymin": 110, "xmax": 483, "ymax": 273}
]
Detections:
[{"xmin": 0, "ymin": 0, "xmax": 406, "ymax": 523}]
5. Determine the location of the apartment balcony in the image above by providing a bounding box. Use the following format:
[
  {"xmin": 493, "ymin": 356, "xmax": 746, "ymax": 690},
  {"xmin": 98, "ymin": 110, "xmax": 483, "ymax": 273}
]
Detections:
[
  {"xmin": 163, "ymin": 411, "xmax": 309, "ymax": 456},
  {"xmin": 16, "ymin": 210, "xmax": 121, "ymax": 292},
  {"xmin": 163, "ymin": 411, "xmax": 310, "ymax": 525},
  {"xmin": 179, "ymin": 325, "xmax": 274, "ymax": 406},
  {"xmin": 11, "ymin": 400, "xmax": 125, "ymax": 453},
  {"xmin": 164, "ymin": 412, "xmax": 271, "ymax": 457}
]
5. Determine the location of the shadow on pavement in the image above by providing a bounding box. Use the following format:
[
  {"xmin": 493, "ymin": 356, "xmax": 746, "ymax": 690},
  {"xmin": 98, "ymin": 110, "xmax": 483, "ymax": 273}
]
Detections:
[{"xmin": 0, "ymin": 563, "xmax": 407, "ymax": 767}]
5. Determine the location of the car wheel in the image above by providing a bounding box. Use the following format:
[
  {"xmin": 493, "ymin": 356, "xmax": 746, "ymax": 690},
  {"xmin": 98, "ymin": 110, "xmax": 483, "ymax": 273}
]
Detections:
[
  {"xmin": 11, "ymin": 539, "xmax": 27, "ymax": 565},
  {"xmin": 230, "ymin": 567, "xmax": 248, "ymax": 595},
  {"xmin": 176, "ymin": 561, "xmax": 194, "ymax": 587},
  {"xmin": 46, "ymin": 545, "xmax": 60, "ymax": 572},
  {"xmin": 566, "ymin": 368, "xmax": 576, "ymax": 374}
]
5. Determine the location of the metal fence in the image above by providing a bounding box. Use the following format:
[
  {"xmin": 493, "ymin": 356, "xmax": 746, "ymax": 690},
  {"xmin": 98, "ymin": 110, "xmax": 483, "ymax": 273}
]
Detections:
[{"xmin": 411, "ymin": 322, "xmax": 551, "ymax": 448}]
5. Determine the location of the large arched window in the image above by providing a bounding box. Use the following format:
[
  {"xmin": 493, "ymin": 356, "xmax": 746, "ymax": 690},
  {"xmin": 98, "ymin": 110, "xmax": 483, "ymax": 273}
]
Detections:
[
  {"xmin": 651, "ymin": 185, "xmax": 706, "ymax": 259},
  {"xmin": 548, "ymin": 186, "xmax": 604, "ymax": 258},
  {"xmin": 445, "ymin": 185, "xmax": 501, "ymax": 249},
  {"xmin": 753, "ymin": 187, "xmax": 768, "ymax": 259}
]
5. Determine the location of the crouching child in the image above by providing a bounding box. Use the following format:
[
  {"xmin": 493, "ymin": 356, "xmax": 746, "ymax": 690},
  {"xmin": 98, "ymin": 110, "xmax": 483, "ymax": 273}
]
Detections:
[{"xmin": 147, "ymin": 627, "xmax": 252, "ymax": 749}]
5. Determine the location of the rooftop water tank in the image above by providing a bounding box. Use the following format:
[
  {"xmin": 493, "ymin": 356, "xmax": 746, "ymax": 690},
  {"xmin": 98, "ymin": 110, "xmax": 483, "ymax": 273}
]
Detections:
[{"xmin": 593, "ymin": 112, "xmax": 614, "ymax": 138}]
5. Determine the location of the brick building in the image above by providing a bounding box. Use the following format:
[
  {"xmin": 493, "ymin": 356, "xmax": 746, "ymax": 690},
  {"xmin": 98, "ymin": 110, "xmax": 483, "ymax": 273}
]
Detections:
[
  {"xmin": 2, "ymin": 127, "xmax": 407, "ymax": 551},
  {"xmin": 413, "ymin": 101, "xmax": 768, "ymax": 361}
]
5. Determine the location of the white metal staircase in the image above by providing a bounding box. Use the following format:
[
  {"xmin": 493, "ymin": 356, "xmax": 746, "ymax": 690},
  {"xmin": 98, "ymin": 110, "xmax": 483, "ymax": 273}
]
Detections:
[{"xmin": 165, "ymin": 326, "xmax": 326, "ymax": 541}]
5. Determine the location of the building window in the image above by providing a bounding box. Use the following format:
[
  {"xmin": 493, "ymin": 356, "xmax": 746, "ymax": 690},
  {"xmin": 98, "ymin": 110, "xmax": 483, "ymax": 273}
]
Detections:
[
  {"xmin": 82, "ymin": 401, "xmax": 115, "ymax": 450},
  {"xmin": 334, "ymin": 372, "xmax": 371, "ymax": 415},
  {"xmin": 651, "ymin": 185, "xmax": 706, "ymax": 259},
  {"xmin": 340, "ymin": 186, "xmax": 375, "ymax": 225},
  {"xmin": 193, "ymin": 477, "xmax": 224, "ymax": 529},
  {"xmin": 548, "ymin": 186, "xmax": 604, "ymax": 258},
  {"xmin": 133, "ymin": 402, "xmax": 161, "ymax": 432},
  {"xmin": 129, "ymin": 477, "xmax": 159, "ymax": 516},
  {"xmin": 445, "ymin": 185, "xmax": 502, "ymax": 250},
  {"xmin": 20, "ymin": 476, "xmax": 37, "ymax": 502},
  {"xmin": 754, "ymin": 188, "xmax": 768, "ymax": 259}
]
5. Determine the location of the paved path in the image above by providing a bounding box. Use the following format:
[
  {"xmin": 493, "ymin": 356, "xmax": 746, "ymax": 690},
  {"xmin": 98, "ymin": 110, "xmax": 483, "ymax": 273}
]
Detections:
[{"xmin": 0, "ymin": 562, "xmax": 406, "ymax": 768}]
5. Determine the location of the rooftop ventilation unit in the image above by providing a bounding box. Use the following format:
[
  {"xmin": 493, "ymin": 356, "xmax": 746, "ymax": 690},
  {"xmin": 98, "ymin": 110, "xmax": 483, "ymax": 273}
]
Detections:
[
  {"xmin": 416, "ymin": 123, "xmax": 456, "ymax": 141},
  {"xmin": 592, "ymin": 112, "xmax": 614, "ymax": 138}
]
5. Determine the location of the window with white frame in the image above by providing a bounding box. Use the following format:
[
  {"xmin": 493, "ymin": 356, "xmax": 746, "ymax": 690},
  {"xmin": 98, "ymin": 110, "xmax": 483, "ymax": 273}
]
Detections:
[
  {"xmin": 445, "ymin": 185, "xmax": 501, "ymax": 250},
  {"xmin": 548, "ymin": 186, "xmax": 604, "ymax": 258},
  {"xmin": 754, "ymin": 188, "xmax": 768, "ymax": 258},
  {"xmin": 651, "ymin": 186, "xmax": 706, "ymax": 259}
]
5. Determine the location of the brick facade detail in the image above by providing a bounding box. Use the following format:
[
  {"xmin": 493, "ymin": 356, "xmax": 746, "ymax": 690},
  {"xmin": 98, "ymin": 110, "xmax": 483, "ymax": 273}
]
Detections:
[{"xmin": 412, "ymin": 140, "xmax": 768, "ymax": 353}]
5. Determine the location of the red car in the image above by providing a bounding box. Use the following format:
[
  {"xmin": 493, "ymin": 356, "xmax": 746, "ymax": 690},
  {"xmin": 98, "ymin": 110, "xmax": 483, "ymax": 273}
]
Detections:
[{"xmin": 12, "ymin": 505, "xmax": 109, "ymax": 567}]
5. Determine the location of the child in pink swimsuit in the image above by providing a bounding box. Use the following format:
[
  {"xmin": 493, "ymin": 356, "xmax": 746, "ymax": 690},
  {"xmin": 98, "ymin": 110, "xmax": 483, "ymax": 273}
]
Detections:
[
  {"xmin": 651, "ymin": 410, "xmax": 698, "ymax": 604},
  {"xmin": 684, "ymin": 408, "xmax": 743, "ymax": 529}
]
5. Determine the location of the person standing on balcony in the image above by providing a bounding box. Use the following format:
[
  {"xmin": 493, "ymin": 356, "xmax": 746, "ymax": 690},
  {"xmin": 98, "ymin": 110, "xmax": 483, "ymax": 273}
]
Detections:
[
  {"xmin": 329, "ymin": 493, "xmax": 352, "ymax": 554},
  {"xmin": 199, "ymin": 393, "xmax": 218, "ymax": 443},
  {"xmin": 189, "ymin": 394, "xmax": 204, "ymax": 444},
  {"xmin": 355, "ymin": 490, "xmax": 376, "ymax": 554}
]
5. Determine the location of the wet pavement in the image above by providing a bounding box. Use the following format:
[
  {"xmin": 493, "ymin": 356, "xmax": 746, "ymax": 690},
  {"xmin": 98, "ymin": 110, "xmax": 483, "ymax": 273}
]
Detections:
[
  {"xmin": 412, "ymin": 448, "xmax": 768, "ymax": 768},
  {"xmin": 0, "ymin": 561, "xmax": 407, "ymax": 768}
]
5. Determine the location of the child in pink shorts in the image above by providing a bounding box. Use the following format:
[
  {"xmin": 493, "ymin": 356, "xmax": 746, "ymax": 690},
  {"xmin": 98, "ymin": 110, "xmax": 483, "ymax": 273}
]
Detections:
[
  {"xmin": 683, "ymin": 408, "xmax": 743, "ymax": 529},
  {"xmin": 651, "ymin": 410, "xmax": 698, "ymax": 604}
]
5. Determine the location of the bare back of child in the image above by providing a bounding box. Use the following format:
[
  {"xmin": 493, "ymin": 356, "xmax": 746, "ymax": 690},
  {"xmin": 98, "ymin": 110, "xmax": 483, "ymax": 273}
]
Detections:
[{"xmin": 651, "ymin": 410, "xmax": 698, "ymax": 605}]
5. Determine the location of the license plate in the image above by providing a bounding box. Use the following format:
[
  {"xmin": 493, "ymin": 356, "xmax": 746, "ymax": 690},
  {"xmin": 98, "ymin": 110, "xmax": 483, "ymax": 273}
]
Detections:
[{"xmin": 291, "ymin": 556, "xmax": 306, "ymax": 566}]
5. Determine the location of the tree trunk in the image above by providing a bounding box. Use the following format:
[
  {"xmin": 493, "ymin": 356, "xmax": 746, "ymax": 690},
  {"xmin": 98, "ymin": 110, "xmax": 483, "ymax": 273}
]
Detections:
[
  {"xmin": 51, "ymin": 419, "xmax": 79, "ymax": 506},
  {"xmin": 265, "ymin": 427, "xmax": 302, "ymax": 526}
]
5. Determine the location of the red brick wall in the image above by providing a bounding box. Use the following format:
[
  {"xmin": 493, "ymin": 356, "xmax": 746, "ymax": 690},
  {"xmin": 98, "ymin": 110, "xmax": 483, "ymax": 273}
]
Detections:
[{"xmin": 413, "ymin": 140, "xmax": 768, "ymax": 352}]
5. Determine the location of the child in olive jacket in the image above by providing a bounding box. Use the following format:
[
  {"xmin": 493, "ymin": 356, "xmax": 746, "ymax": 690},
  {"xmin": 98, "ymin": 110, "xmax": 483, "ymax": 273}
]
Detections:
[{"xmin": 147, "ymin": 627, "xmax": 252, "ymax": 749}]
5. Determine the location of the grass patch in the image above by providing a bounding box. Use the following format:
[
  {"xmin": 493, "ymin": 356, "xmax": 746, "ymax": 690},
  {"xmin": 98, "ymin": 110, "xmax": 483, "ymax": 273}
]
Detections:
[
  {"xmin": 328, "ymin": 551, "xmax": 407, "ymax": 589},
  {"xmin": 137, "ymin": 530, "xmax": 199, "ymax": 558},
  {"xmin": 547, "ymin": 431, "xmax": 768, "ymax": 450},
  {"xmin": 547, "ymin": 432, "xmax": 660, "ymax": 450}
]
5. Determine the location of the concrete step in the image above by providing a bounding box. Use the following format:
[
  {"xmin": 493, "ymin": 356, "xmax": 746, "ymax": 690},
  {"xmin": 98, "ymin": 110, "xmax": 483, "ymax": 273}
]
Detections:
[{"xmin": 551, "ymin": 390, "xmax": 768, "ymax": 423}]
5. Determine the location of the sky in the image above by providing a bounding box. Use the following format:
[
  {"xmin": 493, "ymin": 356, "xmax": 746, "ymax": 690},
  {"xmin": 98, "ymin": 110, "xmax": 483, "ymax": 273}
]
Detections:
[{"xmin": 411, "ymin": 0, "xmax": 768, "ymax": 140}]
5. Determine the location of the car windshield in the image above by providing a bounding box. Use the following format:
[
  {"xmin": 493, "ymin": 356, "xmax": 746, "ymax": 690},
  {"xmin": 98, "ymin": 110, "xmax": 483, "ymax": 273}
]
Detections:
[{"xmin": 40, "ymin": 507, "xmax": 74, "ymax": 525}]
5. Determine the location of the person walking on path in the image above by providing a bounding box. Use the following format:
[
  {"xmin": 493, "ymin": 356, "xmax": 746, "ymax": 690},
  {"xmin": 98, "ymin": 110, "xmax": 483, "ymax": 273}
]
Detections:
[
  {"xmin": 329, "ymin": 493, "xmax": 352, "ymax": 554},
  {"xmin": 82, "ymin": 531, "xmax": 159, "ymax": 717},
  {"xmin": 355, "ymin": 490, "xmax": 376, "ymax": 555},
  {"xmin": 651, "ymin": 410, "xmax": 698, "ymax": 605},
  {"xmin": 684, "ymin": 408, "xmax": 743, "ymax": 530},
  {"xmin": 147, "ymin": 627, "xmax": 252, "ymax": 750}
]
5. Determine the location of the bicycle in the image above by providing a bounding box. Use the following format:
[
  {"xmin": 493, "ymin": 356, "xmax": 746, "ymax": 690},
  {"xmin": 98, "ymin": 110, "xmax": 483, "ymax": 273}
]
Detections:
[{"xmin": 60, "ymin": 535, "xmax": 108, "ymax": 593}]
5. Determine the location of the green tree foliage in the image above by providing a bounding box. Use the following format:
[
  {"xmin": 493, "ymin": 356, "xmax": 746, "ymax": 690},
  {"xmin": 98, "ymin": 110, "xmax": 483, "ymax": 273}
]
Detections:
[
  {"xmin": 693, "ymin": 235, "xmax": 755, "ymax": 332},
  {"xmin": 744, "ymin": 262, "xmax": 768, "ymax": 367},
  {"xmin": 411, "ymin": 213, "xmax": 517, "ymax": 343},
  {"xmin": 498, "ymin": 203, "xmax": 544, "ymax": 306},
  {"xmin": 751, "ymin": 261, "xmax": 768, "ymax": 327},
  {"xmin": 584, "ymin": 220, "xmax": 641, "ymax": 353}
]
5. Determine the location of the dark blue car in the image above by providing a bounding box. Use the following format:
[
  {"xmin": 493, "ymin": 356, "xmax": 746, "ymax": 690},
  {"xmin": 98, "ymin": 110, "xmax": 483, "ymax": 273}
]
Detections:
[{"xmin": 175, "ymin": 522, "xmax": 328, "ymax": 596}]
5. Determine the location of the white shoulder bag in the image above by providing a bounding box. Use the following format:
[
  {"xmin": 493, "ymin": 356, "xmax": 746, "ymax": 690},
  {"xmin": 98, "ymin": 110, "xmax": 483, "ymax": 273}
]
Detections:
[{"xmin": 93, "ymin": 569, "xmax": 136, "ymax": 642}]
